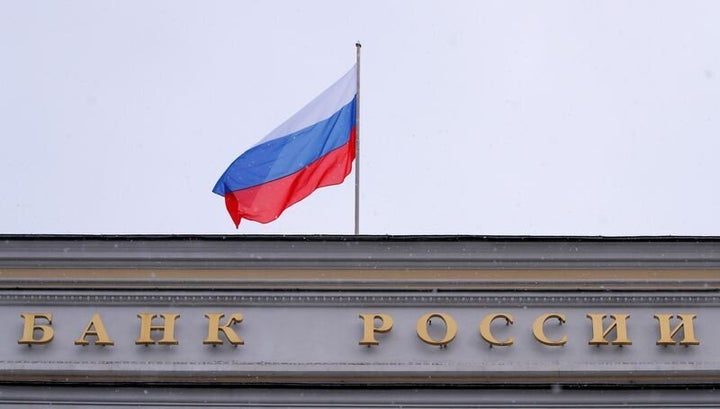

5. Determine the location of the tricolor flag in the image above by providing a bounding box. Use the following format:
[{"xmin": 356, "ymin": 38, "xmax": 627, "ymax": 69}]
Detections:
[{"xmin": 213, "ymin": 65, "xmax": 358, "ymax": 227}]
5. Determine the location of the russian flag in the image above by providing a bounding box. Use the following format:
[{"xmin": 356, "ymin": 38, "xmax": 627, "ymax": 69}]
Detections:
[{"xmin": 213, "ymin": 65, "xmax": 357, "ymax": 227}]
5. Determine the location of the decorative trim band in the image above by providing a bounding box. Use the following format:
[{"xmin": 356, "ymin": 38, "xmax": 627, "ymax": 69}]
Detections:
[{"xmin": 1, "ymin": 291, "xmax": 718, "ymax": 307}]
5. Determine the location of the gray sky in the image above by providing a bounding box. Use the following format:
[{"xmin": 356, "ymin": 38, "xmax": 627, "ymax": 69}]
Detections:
[{"xmin": 1, "ymin": 1, "xmax": 719, "ymax": 235}]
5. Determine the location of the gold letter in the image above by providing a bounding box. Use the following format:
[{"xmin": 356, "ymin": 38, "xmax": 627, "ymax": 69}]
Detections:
[
  {"xmin": 479, "ymin": 313, "xmax": 514, "ymax": 346},
  {"xmin": 587, "ymin": 313, "xmax": 632, "ymax": 346},
  {"xmin": 135, "ymin": 313, "xmax": 180, "ymax": 345},
  {"xmin": 204, "ymin": 313, "xmax": 244, "ymax": 346},
  {"xmin": 18, "ymin": 313, "xmax": 54, "ymax": 345},
  {"xmin": 532, "ymin": 313, "xmax": 567, "ymax": 346},
  {"xmin": 416, "ymin": 312, "xmax": 457, "ymax": 346},
  {"xmin": 358, "ymin": 313, "xmax": 393, "ymax": 346},
  {"xmin": 654, "ymin": 314, "xmax": 699, "ymax": 346},
  {"xmin": 75, "ymin": 313, "xmax": 114, "ymax": 346}
]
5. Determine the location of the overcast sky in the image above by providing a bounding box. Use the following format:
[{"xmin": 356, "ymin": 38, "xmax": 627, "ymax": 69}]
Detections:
[{"xmin": 1, "ymin": 1, "xmax": 719, "ymax": 235}]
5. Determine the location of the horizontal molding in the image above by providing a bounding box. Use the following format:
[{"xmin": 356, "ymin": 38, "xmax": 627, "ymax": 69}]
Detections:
[
  {"xmin": 0, "ymin": 268, "xmax": 719, "ymax": 290},
  {"xmin": 1, "ymin": 385, "xmax": 719, "ymax": 407},
  {"xmin": 1, "ymin": 290, "xmax": 719, "ymax": 307},
  {"xmin": 3, "ymin": 236, "xmax": 720, "ymax": 269}
]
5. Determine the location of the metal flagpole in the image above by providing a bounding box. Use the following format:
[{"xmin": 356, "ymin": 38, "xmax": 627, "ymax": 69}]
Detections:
[{"xmin": 354, "ymin": 42, "xmax": 361, "ymax": 235}]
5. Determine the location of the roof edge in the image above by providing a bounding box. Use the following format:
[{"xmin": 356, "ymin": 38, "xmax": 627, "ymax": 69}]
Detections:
[{"xmin": 2, "ymin": 234, "xmax": 720, "ymax": 242}]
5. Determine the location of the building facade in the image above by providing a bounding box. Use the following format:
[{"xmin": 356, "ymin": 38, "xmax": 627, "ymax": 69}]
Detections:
[{"xmin": 1, "ymin": 235, "xmax": 719, "ymax": 407}]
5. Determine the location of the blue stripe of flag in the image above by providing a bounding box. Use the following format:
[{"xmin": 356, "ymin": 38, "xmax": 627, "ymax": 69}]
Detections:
[{"xmin": 213, "ymin": 97, "xmax": 357, "ymax": 195}]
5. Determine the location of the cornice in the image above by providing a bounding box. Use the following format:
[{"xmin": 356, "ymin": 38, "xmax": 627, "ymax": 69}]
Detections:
[{"xmin": 2, "ymin": 235, "xmax": 720, "ymax": 269}]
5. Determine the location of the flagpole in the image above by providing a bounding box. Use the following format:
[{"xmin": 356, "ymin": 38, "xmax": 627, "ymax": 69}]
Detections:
[{"xmin": 354, "ymin": 42, "xmax": 361, "ymax": 235}]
